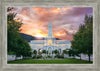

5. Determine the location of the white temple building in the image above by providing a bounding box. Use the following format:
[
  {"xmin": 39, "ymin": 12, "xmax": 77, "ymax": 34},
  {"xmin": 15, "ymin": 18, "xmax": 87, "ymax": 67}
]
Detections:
[{"xmin": 29, "ymin": 23, "xmax": 71, "ymax": 55}]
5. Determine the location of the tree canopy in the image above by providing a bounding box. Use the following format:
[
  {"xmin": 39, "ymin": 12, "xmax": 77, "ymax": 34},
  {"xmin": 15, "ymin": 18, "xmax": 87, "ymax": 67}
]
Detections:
[
  {"xmin": 42, "ymin": 50, "xmax": 46, "ymax": 54},
  {"xmin": 71, "ymin": 15, "xmax": 93, "ymax": 62},
  {"xmin": 7, "ymin": 8, "xmax": 32, "ymax": 57}
]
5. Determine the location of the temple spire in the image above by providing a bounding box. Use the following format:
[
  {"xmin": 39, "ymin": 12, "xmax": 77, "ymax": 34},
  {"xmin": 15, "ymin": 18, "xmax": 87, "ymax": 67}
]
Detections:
[{"xmin": 48, "ymin": 23, "xmax": 53, "ymax": 37}]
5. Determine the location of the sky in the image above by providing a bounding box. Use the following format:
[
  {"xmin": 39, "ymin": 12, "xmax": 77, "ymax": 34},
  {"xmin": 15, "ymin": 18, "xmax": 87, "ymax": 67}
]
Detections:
[{"xmin": 10, "ymin": 7, "xmax": 93, "ymax": 41}]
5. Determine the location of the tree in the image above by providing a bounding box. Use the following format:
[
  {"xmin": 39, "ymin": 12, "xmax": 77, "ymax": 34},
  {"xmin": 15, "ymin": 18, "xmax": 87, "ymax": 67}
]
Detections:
[
  {"xmin": 68, "ymin": 49, "xmax": 78, "ymax": 58},
  {"xmin": 54, "ymin": 50, "xmax": 59, "ymax": 55},
  {"xmin": 83, "ymin": 15, "xmax": 93, "ymax": 62},
  {"xmin": 7, "ymin": 7, "xmax": 13, "ymax": 12},
  {"xmin": 7, "ymin": 7, "xmax": 32, "ymax": 57},
  {"xmin": 71, "ymin": 15, "xmax": 93, "ymax": 62},
  {"xmin": 17, "ymin": 38, "xmax": 32, "ymax": 57},
  {"xmin": 7, "ymin": 13, "xmax": 22, "ymax": 53},
  {"xmin": 33, "ymin": 50, "xmax": 37, "ymax": 55},
  {"xmin": 63, "ymin": 50, "xmax": 67, "ymax": 54},
  {"xmin": 42, "ymin": 50, "xmax": 46, "ymax": 54},
  {"xmin": 71, "ymin": 25, "xmax": 86, "ymax": 60}
]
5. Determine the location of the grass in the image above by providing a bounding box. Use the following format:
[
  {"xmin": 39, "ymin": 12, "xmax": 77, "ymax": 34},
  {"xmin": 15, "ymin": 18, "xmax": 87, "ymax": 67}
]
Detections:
[{"xmin": 8, "ymin": 58, "xmax": 93, "ymax": 64}]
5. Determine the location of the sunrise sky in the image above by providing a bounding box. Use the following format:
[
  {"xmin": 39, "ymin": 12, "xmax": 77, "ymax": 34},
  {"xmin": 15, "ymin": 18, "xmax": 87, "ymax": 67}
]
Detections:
[{"xmin": 10, "ymin": 7, "xmax": 93, "ymax": 41}]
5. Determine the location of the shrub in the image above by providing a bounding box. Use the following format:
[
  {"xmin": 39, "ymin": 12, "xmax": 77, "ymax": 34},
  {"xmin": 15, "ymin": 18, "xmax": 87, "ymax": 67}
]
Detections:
[
  {"xmin": 55, "ymin": 54, "xmax": 64, "ymax": 58},
  {"xmin": 47, "ymin": 55, "xmax": 52, "ymax": 58},
  {"xmin": 32, "ymin": 55, "xmax": 37, "ymax": 59},
  {"xmin": 37, "ymin": 55, "xmax": 42, "ymax": 59},
  {"xmin": 32, "ymin": 55, "xmax": 42, "ymax": 59}
]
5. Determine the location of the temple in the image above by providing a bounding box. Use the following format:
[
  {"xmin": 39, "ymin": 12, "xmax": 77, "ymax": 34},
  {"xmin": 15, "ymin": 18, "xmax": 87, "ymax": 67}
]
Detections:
[{"xmin": 29, "ymin": 23, "xmax": 71, "ymax": 55}]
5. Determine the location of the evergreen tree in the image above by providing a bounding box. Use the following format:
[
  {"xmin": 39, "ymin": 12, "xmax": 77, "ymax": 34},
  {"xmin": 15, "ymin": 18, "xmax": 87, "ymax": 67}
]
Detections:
[
  {"xmin": 71, "ymin": 15, "xmax": 93, "ymax": 62},
  {"xmin": 7, "ymin": 7, "xmax": 32, "ymax": 57}
]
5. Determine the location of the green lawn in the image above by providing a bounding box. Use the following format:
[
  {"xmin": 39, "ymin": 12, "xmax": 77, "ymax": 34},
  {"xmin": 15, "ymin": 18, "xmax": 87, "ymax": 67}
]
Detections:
[{"xmin": 8, "ymin": 58, "xmax": 93, "ymax": 64}]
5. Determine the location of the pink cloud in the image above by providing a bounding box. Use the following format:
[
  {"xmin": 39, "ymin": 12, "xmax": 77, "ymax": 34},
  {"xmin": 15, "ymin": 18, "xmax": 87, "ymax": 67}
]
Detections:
[{"xmin": 10, "ymin": 7, "xmax": 93, "ymax": 41}]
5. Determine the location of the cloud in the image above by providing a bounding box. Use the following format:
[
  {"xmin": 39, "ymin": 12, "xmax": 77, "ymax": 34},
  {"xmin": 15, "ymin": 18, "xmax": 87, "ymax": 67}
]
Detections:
[{"xmin": 11, "ymin": 7, "xmax": 93, "ymax": 41}]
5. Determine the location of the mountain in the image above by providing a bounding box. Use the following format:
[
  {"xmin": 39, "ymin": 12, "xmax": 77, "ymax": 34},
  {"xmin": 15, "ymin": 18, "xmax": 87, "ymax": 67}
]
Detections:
[
  {"xmin": 56, "ymin": 38, "xmax": 61, "ymax": 40},
  {"xmin": 19, "ymin": 33, "xmax": 61, "ymax": 42},
  {"xmin": 19, "ymin": 33, "xmax": 35, "ymax": 42}
]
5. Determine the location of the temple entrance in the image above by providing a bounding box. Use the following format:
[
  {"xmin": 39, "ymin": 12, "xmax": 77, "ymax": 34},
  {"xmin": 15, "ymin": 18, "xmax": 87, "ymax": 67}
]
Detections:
[
  {"xmin": 38, "ymin": 49, "xmax": 42, "ymax": 55},
  {"xmin": 48, "ymin": 47, "xmax": 52, "ymax": 55},
  {"xmin": 59, "ymin": 49, "xmax": 61, "ymax": 54}
]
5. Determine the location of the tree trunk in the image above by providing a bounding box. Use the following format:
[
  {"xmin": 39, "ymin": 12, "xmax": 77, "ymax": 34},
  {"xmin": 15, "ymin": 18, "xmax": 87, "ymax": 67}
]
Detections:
[
  {"xmin": 80, "ymin": 54, "xmax": 81, "ymax": 60},
  {"xmin": 15, "ymin": 56, "xmax": 17, "ymax": 60},
  {"xmin": 88, "ymin": 54, "xmax": 91, "ymax": 62}
]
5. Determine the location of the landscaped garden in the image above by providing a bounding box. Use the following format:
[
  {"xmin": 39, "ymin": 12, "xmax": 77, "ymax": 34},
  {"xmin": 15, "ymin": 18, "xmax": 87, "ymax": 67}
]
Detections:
[
  {"xmin": 7, "ymin": 7, "xmax": 93, "ymax": 64},
  {"xmin": 8, "ymin": 58, "xmax": 93, "ymax": 64}
]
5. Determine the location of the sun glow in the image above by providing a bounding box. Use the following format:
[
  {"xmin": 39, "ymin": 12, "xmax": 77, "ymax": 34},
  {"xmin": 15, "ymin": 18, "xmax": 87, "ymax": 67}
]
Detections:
[
  {"xmin": 34, "ymin": 34, "xmax": 44, "ymax": 38},
  {"xmin": 33, "ymin": 30, "xmax": 47, "ymax": 38},
  {"xmin": 32, "ymin": 29, "xmax": 67, "ymax": 38}
]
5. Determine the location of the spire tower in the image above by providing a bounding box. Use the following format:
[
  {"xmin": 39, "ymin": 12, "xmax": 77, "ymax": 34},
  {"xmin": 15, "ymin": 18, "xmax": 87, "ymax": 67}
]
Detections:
[{"xmin": 48, "ymin": 23, "xmax": 53, "ymax": 37}]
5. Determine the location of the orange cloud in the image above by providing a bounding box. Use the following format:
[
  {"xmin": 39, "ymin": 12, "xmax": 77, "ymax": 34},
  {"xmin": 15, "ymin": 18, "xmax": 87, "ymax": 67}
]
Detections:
[
  {"xmin": 33, "ymin": 30, "xmax": 47, "ymax": 37},
  {"xmin": 51, "ymin": 8, "xmax": 61, "ymax": 14},
  {"xmin": 62, "ymin": 7, "xmax": 72, "ymax": 10},
  {"xmin": 32, "ymin": 7, "xmax": 49, "ymax": 15},
  {"xmin": 13, "ymin": 7, "xmax": 75, "ymax": 41}
]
